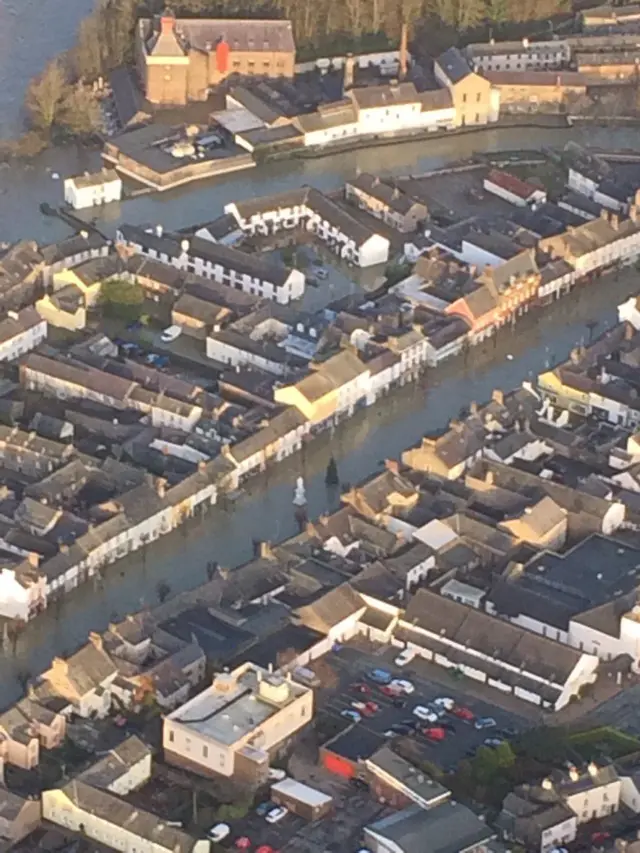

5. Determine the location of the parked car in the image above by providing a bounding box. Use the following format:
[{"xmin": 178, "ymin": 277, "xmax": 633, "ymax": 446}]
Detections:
[
  {"xmin": 265, "ymin": 806, "xmax": 289, "ymax": 824},
  {"xmin": 452, "ymin": 706, "xmax": 474, "ymax": 722},
  {"xmin": 400, "ymin": 719, "xmax": 419, "ymax": 730},
  {"xmin": 208, "ymin": 824, "xmax": 231, "ymax": 842},
  {"xmin": 380, "ymin": 684, "xmax": 403, "ymax": 697},
  {"xmin": 267, "ymin": 768, "xmax": 287, "ymax": 781},
  {"xmin": 315, "ymin": 267, "xmax": 329, "ymax": 280},
  {"xmin": 413, "ymin": 705, "xmax": 439, "ymax": 723},
  {"xmin": 422, "ymin": 726, "xmax": 446, "ymax": 741},
  {"xmin": 394, "ymin": 648, "xmax": 416, "ymax": 667},
  {"xmin": 440, "ymin": 720, "xmax": 457, "ymax": 733},
  {"xmin": 433, "ymin": 697, "xmax": 455, "ymax": 711},
  {"xmin": 392, "ymin": 697, "xmax": 407, "ymax": 709},
  {"xmin": 350, "ymin": 682, "xmax": 371, "ymax": 695},
  {"xmin": 367, "ymin": 669, "xmax": 392, "ymax": 685},
  {"xmin": 350, "ymin": 777, "xmax": 369, "ymax": 790},
  {"xmin": 483, "ymin": 737, "xmax": 504, "ymax": 748},
  {"xmin": 389, "ymin": 679, "xmax": 414, "ymax": 694},
  {"xmin": 255, "ymin": 802, "xmax": 273, "ymax": 817},
  {"xmin": 387, "ymin": 723, "xmax": 414, "ymax": 736},
  {"xmin": 161, "ymin": 324, "xmax": 182, "ymax": 343},
  {"xmin": 363, "ymin": 701, "xmax": 379, "ymax": 714},
  {"xmin": 474, "ymin": 716, "xmax": 497, "ymax": 730},
  {"xmin": 341, "ymin": 709, "xmax": 361, "ymax": 723}
]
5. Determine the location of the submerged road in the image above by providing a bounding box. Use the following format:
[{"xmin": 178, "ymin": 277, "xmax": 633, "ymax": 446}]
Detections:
[{"xmin": 1, "ymin": 267, "xmax": 636, "ymax": 702}]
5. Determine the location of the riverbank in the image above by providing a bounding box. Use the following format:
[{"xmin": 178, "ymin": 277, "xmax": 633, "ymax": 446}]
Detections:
[
  {"xmin": 1, "ymin": 261, "xmax": 636, "ymax": 704},
  {"xmin": 101, "ymin": 114, "xmax": 571, "ymax": 195},
  {"xmin": 3, "ymin": 124, "xmax": 640, "ymax": 248}
]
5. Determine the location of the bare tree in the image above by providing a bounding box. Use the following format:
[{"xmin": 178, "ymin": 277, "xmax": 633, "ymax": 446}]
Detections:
[{"xmin": 25, "ymin": 60, "xmax": 69, "ymax": 135}]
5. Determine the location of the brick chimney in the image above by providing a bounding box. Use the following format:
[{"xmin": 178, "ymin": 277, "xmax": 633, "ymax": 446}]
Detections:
[
  {"xmin": 492, "ymin": 388, "xmax": 504, "ymax": 406},
  {"xmin": 160, "ymin": 11, "xmax": 176, "ymax": 35},
  {"xmin": 88, "ymin": 631, "xmax": 103, "ymax": 651},
  {"xmin": 156, "ymin": 477, "xmax": 167, "ymax": 498},
  {"xmin": 385, "ymin": 458, "xmax": 400, "ymax": 475},
  {"xmin": 399, "ymin": 23, "xmax": 408, "ymax": 81},
  {"xmin": 259, "ymin": 541, "xmax": 274, "ymax": 560},
  {"xmin": 343, "ymin": 53, "xmax": 355, "ymax": 92}
]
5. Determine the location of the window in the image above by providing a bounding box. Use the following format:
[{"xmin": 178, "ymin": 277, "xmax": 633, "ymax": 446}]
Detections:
[
  {"xmin": 462, "ymin": 93, "xmax": 467, "ymax": 103},
  {"xmin": 476, "ymin": 92, "xmax": 481, "ymax": 102},
  {"xmin": 203, "ymin": 745, "xmax": 208, "ymax": 758},
  {"xmin": 168, "ymin": 730, "xmax": 174, "ymax": 743}
]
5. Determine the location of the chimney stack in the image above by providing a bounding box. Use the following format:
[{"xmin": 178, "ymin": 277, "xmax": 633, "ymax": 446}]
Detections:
[
  {"xmin": 343, "ymin": 53, "xmax": 355, "ymax": 92},
  {"xmin": 259, "ymin": 541, "xmax": 274, "ymax": 560},
  {"xmin": 160, "ymin": 11, "xmax": 175, "ymax": 35},
  {"xmin": 385, "ymin": 458, "xmax": 400, "ymax": 475},
  {"xmin": 400, "ymin": 23, "xmax": 409, "ymax": 81},
  {"xmin": 492, "ymin": 388, "xmax": 504, "ymax": 406}
]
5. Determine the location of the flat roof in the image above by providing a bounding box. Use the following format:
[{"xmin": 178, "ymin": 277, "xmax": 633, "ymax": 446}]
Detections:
[
  {"xmin": 271, "ymin": 778, "xmax": 332, "ymax": 807},
  {"xmin": 168, "ymin": 664, "xmax": 309, "ymax": 746}
]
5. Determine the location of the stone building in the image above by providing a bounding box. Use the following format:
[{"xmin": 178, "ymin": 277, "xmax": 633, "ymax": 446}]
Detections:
[{"xmin": 136, "ymin": 11, "xmax": 296, "ymax": 105}]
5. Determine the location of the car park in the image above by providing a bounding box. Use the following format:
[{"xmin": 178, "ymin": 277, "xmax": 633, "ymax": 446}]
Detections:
[
  {"xmin": 475, "ymin": 716, "xmax": 497, "ymax": 730},
  {"xmin": 394, "ymin": 648, "xmax": 416, "ymax": 667},
  {"xmin": 390, "ymin": 679, "xmax": 414, "ymax": 694},
  {"xmin": 367, "ymin": 669, "xmax": 392, "ymax": 685},
  {"xmin": 413, "ymin": 705, "xmax": 439, "ymax": 723},
  {"xmin": 265, "ymin": 806, "xmax": 289, "ymax": 824},
  {"xmin": 208, "ymin": 823, "xmax": 231, "ymax": 842}
]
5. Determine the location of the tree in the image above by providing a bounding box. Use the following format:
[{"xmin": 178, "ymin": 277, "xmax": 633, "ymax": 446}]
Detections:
[
  {"xmin": 471, "ymin": 745, "xmax": 499, "ymax": 785},
  {"xmin": 325, "ymin": 455, "xmax": 340, "ymax": 486},
  {"xmin": 73, "ymin": 14, "xmax": 104, "ymax": 81},
  {"xmin": 494, "ymin": 741, "xmax": 516, "ymax": 770},
  {"xmin": 100, "ymin": 278, "xmax": 144, "ymax": 322},
  {"xmin": 59, "ymin": 84, "xmax": 101, "ymax": 138},
  {"xmin": 156, "ymin": 581, "xmax": 172, "ymax": 603},
  {"xmin": 25, "ymin": 59, "xmax": 69, "ymax": 135}
]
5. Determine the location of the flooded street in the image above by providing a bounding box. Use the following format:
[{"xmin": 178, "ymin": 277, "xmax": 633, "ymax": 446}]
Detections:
[
  {"xmin": 2, "ymin": 268, "xmax": 637, "ymax": 701},
  {"xmin": 1, "ymin": 0, "xmax": 640, "ymax": 702}
]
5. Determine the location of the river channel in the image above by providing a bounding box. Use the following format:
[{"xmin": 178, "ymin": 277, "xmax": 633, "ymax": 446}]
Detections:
[{"xmin": 2, "ymin": 0, "xmax": 640, "ymax": 703}]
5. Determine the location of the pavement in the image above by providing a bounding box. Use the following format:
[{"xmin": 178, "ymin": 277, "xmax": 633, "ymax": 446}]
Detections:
[{"xmin": 316, "ymin": 641, "xmax": 530, "ymax": 772}]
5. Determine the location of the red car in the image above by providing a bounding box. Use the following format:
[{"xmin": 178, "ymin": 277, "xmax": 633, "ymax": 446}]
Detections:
[
  {"xmin": 364, "ymin": 701, "xmax": 379, "ymax": 714},
  {"xmin": 451, "ymin": 705, "xmax": 474, "ymax": 721},
  {"xmin": 350, "ymin": 682, "xmax": 371, "ymax": 695},
  {"xmin": 380, "ymin": 684, "xmax": 403, "ymax": 697},
  {"xmin": 423, "ymin": 726, "xmax": 446, "ymax": 741}
]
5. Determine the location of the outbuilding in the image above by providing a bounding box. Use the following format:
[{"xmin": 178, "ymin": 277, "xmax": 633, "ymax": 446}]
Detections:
[{"xmin": 270, "ymin": 778, "xmax": 333, "ymax": 820}]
